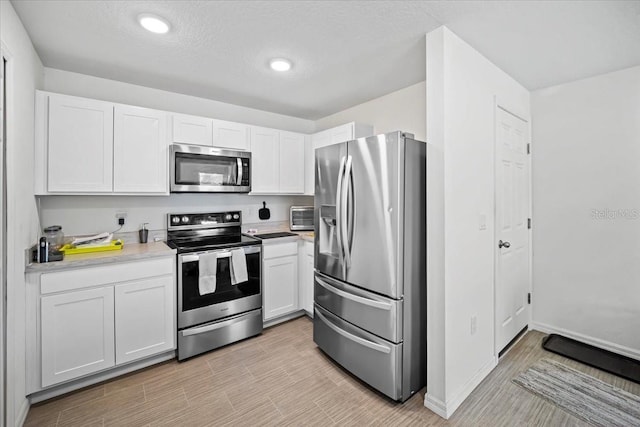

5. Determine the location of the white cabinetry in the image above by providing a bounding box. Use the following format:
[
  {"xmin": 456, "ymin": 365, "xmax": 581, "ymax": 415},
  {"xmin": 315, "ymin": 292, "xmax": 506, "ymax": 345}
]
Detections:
[
  {"xmin": 263, "ymin": 241, "xmax": 299, "ymax": 320},
  {"xmin": 41, "ymin": 287, "xmax": 115, "ymax": 387},
  {"xmin": 35, "ymin": 91, "xmax": 169, "ymax": 195},
  {"xmin": 251, "ymin": 127, "xmax": 305, "ymax": 194},
  {"xmin": 279, "ymin": 131, "xmax": 305, "ymax": 194},
  {"xmin": 47, "ymin": 94, "xmax": 114, "ymax": 193},
  {"xmin": 32, "ymin": 256, "xmax": 175, "ymax": 391},
  {"xmin": 115, "ymin": 276, "xmax": 175, "ymax": 364},
  {"xmin": 212, "ymin": 119, "xmax": 250, "ymax": 151},
  {"xmin": 305, "ymin": 122, "xmax": 373, "ymax": 195},
  {"xmin": 250, "ymin": 126, "xmax": 280, "ymax": 193},
  {"xmin": 114, "ymin": 105, "xmax": 168, "ymax": 193},
  {"xmin": 298, "ymin": 240, "xmax": 314, "ymax": 316},
  {"xmin": 171, "ymin": 114, "xmax": 250, "ymax": 151},
  {"xmin": 172, "ymin": 113, "xmax": 213, "ymax": 146}
]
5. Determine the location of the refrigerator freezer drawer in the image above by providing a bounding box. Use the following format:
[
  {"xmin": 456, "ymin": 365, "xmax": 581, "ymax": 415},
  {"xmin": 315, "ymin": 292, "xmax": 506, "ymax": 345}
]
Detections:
[
  {"xmin": 314, "ymin": 272, "xmax": 402, "ymax": 343},
  {"xmin": 313, "ymin": 304, "xmax": 402, "ymax": 401}
]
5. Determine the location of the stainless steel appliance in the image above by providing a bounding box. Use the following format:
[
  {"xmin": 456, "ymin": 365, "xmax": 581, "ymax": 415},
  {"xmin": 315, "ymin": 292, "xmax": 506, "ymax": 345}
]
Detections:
[
  {"xmin": 167, "ymin": 211, "xmax": 262, "ymax": 360},
  {"xmin": 313, "ymin": 131, "xmax": 426, "ymax": 402},
  {"xmin": 290, "ymin": 206, "xmax": 314, "ymax": 231},
  {"xmin": 170, "ymin": 144, "xmax": 250, "ymax": 193}
]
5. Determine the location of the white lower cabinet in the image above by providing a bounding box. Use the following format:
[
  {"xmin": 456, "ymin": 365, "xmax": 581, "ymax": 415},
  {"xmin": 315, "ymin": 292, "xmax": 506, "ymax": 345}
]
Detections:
[
  {"xmin": 263, "ymin": 241, "xmax": 299, "ymax": 320},
  {"xmin": 114, "ymin": 276, "xmax": 175, "ymax": 364},
  {"xmin": 41, "ymin": 287, "xmax": 115, "ymax": 387},
  {"xmin": 35, "ymin": 257, "xmax": 175, "ymax": 390}
]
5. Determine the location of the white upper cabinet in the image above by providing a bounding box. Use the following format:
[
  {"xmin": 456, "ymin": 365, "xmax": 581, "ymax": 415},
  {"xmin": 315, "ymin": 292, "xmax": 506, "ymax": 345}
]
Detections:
[
  {"xmin": 251, "ymin": 127, "xmax": 306, "ymax": 194},
  {"xmin": 250, "ymin": 126, "xmax": 280, "ymax": 193},
  {"xmin": 305, "ymin": 122, "xmax": 374, "ymax": 195},
  {"xmin": 114, "ymin": 105, "xmax": 168, "ymax": 194},
  {"xmin": 47, "ymin": 95, "xmax": 114, "ymax": 193},
  {"xmin": 279, "ymin": 131, "xmax": 305, "ymax": 194},
  {"xmin": 212, "ymin": 119, "xmax": 250, "ymax": 151},
  {"xmin": 171, "ymin": 113, "xmax": 213, "ymax": 146}
]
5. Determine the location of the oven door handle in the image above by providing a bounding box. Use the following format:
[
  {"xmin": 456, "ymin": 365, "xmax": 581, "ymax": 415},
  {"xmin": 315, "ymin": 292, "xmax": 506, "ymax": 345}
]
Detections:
[
  {"xmin": 179, "ymin": 245, "xmax": 261, "ymax": 263},
  {"xmin": 181, "ymin": 310, "xmax": 261, "ymax": 337}
]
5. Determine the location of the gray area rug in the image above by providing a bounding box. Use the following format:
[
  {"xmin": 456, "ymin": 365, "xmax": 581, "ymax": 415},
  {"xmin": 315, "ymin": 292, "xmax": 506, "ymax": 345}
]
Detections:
[{"xmin": 513, "ymin": 358, "xmax": 640, "ymax": 427}]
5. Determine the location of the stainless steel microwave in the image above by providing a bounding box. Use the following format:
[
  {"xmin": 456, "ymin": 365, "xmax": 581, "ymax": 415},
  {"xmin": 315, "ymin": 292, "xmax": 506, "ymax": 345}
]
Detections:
[{"xmin": 170, "ymin": 144, "xmax": 251, "ymax": 193}]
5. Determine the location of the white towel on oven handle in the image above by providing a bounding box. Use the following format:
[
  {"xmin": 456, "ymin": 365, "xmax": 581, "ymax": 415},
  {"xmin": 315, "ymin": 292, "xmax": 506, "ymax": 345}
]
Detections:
[
  {"xmin": 198, "ymin": 252, "xmax": 217, "ymax": 295},
  {"xmin": 230, "ymin": 248, "xmax": 248, "ymax": 285}
]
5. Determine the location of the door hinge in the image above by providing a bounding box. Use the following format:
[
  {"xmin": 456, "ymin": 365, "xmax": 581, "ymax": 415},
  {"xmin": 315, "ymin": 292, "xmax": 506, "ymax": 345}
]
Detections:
[
  {"xmin": 528, "ymin": 218, "xmax": 532, "ymax": 229},
  {"xmin": 528, "ymin": 293, "xmax": 531, "ymax": 304},
  {"xmin": 527, "ymin": 143, "xmax": 531, "ymax": 154}
]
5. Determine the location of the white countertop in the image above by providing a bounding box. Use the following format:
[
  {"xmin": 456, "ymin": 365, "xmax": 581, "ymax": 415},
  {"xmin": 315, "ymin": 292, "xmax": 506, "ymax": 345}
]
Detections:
[
  {"xmin": 25, "ymin": 241, "xmax": 176, "ymax": 273},
  {"xmin": 242, "ymin": 221, "xmax": 314, "ymax": 242}
]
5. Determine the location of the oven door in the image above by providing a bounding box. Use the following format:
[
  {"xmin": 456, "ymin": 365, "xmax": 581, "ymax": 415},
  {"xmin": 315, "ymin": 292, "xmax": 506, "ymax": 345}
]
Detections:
[
  {"xmin": 171, "ymin": 144, "xmax": 251, "ymax": 193},
  {"xmin": 178, "ymin": 245, "xmax": 261, "ymax": 329}
]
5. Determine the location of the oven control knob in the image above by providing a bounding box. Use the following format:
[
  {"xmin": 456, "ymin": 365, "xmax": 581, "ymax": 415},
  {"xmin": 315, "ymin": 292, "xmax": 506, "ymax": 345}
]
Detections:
[
  {"xmin": 233, "ymin": 213, "xmax": 240, "ymax": 220},
  {"xmin": 225, "ymin": 214, "xmax": 232, "ymax": 221},
  {"xmin": 181, "ymin": 216, "xmax": 189, "ymax": 224},
  {"xmin": 171, "ymin": 216, "xmax": 180, "ymax": 224}
]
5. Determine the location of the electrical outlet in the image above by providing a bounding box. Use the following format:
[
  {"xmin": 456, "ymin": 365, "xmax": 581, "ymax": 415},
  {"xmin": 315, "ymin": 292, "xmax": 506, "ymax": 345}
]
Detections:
[
  {"xmin": 470, "ymin": 316, "xmax": 477, "ymax": 335},
  {"xmin": 116, "ymin": 212, "xmax": 127, "ymax": 226},
  {"xmin": 479, "ymin": 214, "xmax": 487, "ymax": 231}
]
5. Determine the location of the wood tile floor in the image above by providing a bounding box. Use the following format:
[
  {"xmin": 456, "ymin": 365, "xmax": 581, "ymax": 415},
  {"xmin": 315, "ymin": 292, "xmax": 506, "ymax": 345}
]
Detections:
[{"xmin": 25, "ymin": 316, "xmax": 640, "ymax": 426}]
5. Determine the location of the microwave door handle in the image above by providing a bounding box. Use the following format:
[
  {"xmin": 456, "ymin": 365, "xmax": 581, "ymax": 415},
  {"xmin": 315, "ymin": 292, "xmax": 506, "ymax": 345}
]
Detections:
[{"xmin": 237, "ymin": 158, "xmax": 243, "ymax": 185}]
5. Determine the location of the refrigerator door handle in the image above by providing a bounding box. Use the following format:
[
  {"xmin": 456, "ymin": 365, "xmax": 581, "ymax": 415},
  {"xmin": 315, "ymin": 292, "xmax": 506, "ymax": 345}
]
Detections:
[
  {"xmin": 315, "ymin": 309, "xmax": 392, "ymax": 354},
  {"xmin": 341, "ymin": 155, "xmax": 353, "ymax": 269},
  {"xmin": 316, "ymin": 275, "xmax": 393, "ymax": 311},
  {"xmin": 336, "ymin": 155, "xmax": 347, "ymax": 267}
]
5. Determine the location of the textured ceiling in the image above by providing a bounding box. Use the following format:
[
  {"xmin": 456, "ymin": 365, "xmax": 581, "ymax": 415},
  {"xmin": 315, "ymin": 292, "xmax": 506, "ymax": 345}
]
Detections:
[{"xmin": 11, "ymin": 1, "xmax": 640, "ymax": 119}]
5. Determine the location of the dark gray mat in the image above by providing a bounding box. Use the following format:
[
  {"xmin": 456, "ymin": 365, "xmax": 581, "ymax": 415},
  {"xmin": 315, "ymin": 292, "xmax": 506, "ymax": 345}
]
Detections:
[
  {"xmin": 513, "ymin": 359, "xmax": 640, "ymax": 427},
  {"xmin": 543, "ymin": 334, "xmax": 640, "ymax": 384}
]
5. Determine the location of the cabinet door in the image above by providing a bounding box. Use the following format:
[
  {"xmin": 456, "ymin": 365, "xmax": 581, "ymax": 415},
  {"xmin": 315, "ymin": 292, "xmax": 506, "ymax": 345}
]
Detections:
[
  {"xmin": 263, "ymin": 255, "xmax": 299, "ymax": 320},
  {"xmin": 250, "ymin": 126, "xmax": 280, "ymax": 193},
  {"xmin": 304, "ymin": 242, "xmax": 315, "ymax": 315},
  {"xmin": 330, "ymin": 123, "xmax": 354, "ymax": 145},
  {"xmin": 212, "ymin": 119, "xmax": 249, "ymax": 151},
  {"xmin": 114, "ymin": 105, "xmax": 168, "ymax": 193},
  {"xmin": 41, "ymin": 287, "xmax": 115, "ymax": 387},
  {"xmin": 115, "ymin": 276, "xmax": 175, "ymax": 364},
  {"xmin": 304, "ymin": 136, "xmax": 314, "ymax": 195},
  {"xmin": 279, "ymin": 131, "xmax": 305, "ymax": 194},
  {"xmin": 172, "ymin": 114, "xmax": 213, "ymax": 146},
  {"xmin": 47, "ymin": 95, "xmax": 113, "ymax": 192}
]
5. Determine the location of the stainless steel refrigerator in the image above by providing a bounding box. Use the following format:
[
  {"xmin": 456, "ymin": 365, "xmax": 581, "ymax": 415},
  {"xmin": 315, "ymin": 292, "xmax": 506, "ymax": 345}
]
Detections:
[{"xmin": 313, "ymin": 130, "xmax": 426, "ymax": 402}]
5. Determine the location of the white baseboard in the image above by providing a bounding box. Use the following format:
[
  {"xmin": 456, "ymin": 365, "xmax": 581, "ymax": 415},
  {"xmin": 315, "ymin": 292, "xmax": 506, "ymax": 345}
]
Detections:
[
  {"xmin": 530, "ymin": 322, "xmax": 640, "ymax": 361},
  {"xmin": 15, "ymin": 397, "xmax": 29, "ymax": 427},
  {"xmin": 424, "ymin": 356, "xmax": 498, "ymax": 419},
  {"xmin": 263, "ymin": 310, "xmax": 305, "ymax": 329},
  {"xmin": 424, "ymin": 394, "xmax": 447, "ymax": 418}
]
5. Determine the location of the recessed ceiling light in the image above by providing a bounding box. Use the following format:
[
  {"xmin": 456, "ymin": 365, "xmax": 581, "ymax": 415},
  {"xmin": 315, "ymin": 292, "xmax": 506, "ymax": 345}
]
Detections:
[
  {"xmin": 138, "ymin": 14, "xmax": 170, "ymax": 34},
  {"xmin": 270, "ymin": 58, "xmax": 292, "ymax": 72}
]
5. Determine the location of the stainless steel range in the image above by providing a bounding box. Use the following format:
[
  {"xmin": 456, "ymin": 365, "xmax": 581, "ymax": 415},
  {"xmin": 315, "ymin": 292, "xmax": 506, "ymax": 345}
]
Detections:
[{"xmin": 167, "ymin": 211, "xmax": 263, "ymax": 360}]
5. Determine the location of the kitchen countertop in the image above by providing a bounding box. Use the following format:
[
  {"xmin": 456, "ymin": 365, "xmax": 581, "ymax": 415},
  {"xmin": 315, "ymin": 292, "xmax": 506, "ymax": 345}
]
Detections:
[
  {"xmin": 25, "ymin": 241, "xmax": 176, "ymax": 273},
  {"xmin": 242, "ymin": 221, "xmax": 314, "ymax": 242}
]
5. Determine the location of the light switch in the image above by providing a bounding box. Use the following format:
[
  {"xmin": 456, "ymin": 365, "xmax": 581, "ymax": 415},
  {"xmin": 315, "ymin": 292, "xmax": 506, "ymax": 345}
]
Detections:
[{"xmin": 479, "ymin": 214, "xmax": 487, "ymax": 231}]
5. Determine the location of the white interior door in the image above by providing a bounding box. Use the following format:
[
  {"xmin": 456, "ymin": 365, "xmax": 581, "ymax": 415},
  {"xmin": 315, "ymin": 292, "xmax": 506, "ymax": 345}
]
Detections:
[{"xmin": 495, "ymin": 106, "xmax": 530, "ymax": 354}]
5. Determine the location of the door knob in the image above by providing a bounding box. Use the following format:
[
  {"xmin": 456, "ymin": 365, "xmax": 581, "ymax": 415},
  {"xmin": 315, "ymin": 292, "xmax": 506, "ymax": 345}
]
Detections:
[{"xmin": 498, "ymin": 240, "xmax": 511, "ymax": 249}]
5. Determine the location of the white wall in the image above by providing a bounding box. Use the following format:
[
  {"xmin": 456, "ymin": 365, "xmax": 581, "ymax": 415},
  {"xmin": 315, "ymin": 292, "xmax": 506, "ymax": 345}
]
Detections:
[
  {"xmin": 39, "ymin": 194, "xmax": 312, "ymax": 236},
  {"xmin": 0, "ymin": 2, "xmax": 44, "ymax": 425},
  {"xmin": 531, "ymin": 65, "xmax": 640, "ymax": 359},
  {"xmin": 44, "ymin": 68, "xmax": 315, "ymax": 134},
  {"xmin": 425, "ymin": 26, "xmax": 530, "ymax": 419},
  {"xmin": 314, "ymin": 81, "xmax": 425, "ymax": 141}
]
